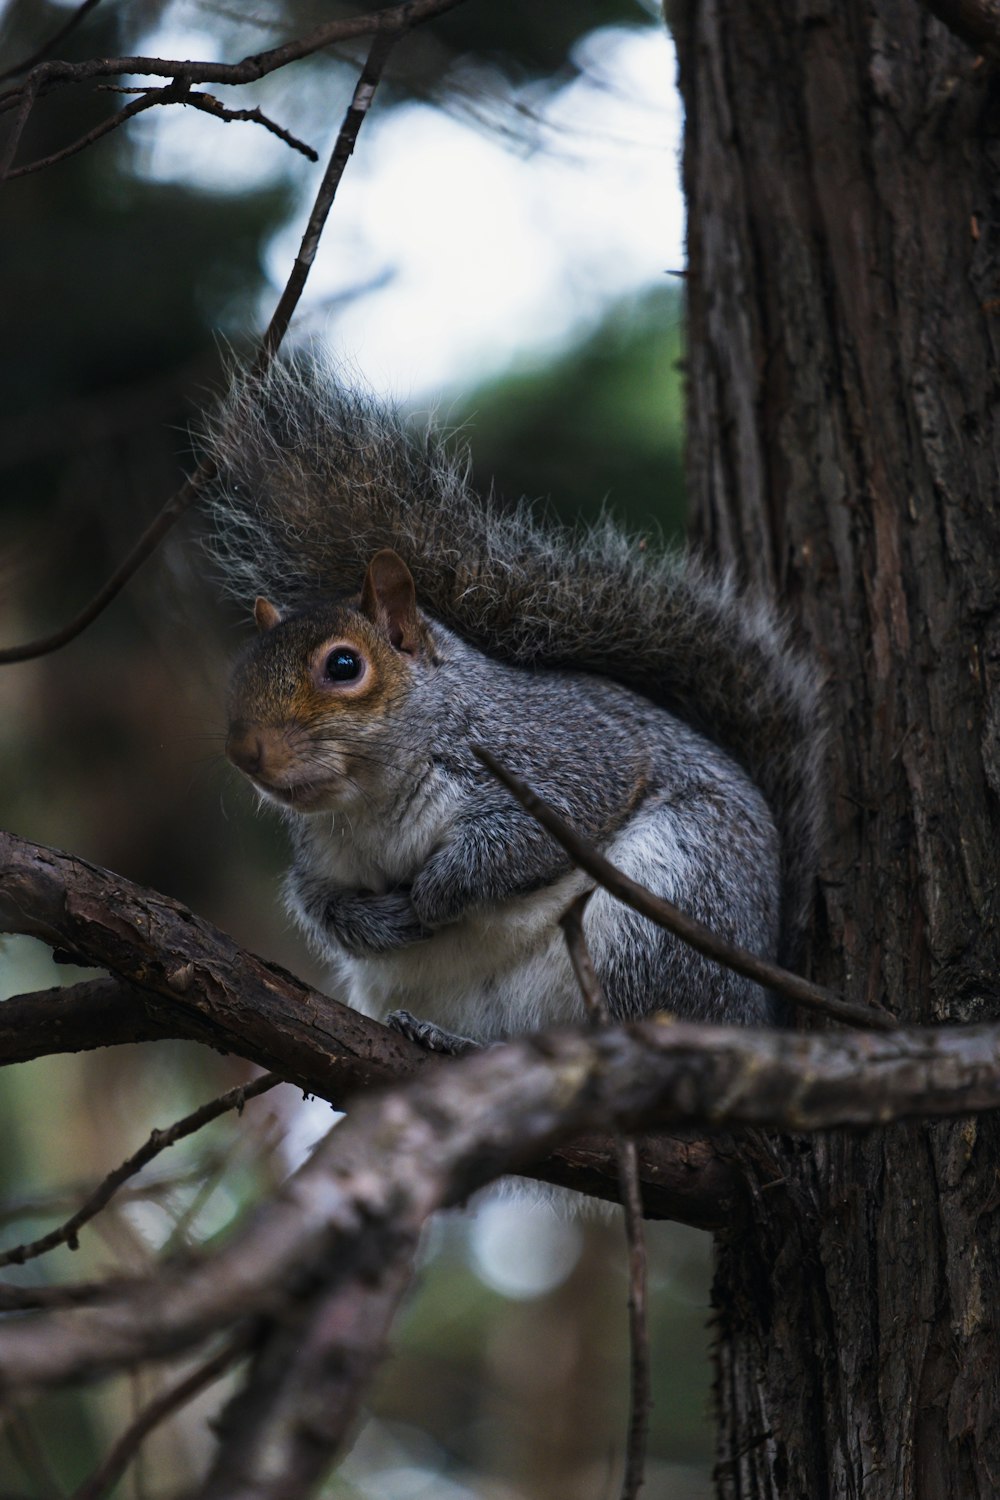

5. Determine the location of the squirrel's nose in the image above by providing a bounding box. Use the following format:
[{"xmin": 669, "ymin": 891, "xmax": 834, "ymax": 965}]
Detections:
[{"xmin": 226, "ymin": 727, "xmax": 265, "ymax": 777}]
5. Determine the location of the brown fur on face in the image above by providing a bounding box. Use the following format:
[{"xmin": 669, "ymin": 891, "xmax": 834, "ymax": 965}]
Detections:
[{"xmin": 226, "ymin": 553, "xmax": 434, "ymax": 810}]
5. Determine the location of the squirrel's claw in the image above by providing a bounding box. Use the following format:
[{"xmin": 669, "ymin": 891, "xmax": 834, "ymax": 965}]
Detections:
[{"xmin": 386, "ymin": 1009, "xmax": 479, "ymax": 1056}]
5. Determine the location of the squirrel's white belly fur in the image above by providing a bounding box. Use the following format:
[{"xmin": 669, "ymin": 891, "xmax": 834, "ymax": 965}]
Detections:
[
  {"xmin": 289, "ymin": 792, "xmax": 698, "ymax": 1043},
  {"xmin": 285, "ymin": 779, "xmax": 591, "ymax": 1040},
  {"xmin": 337, "ymin": 868, "xmax": 593, "ymax": 1040}
]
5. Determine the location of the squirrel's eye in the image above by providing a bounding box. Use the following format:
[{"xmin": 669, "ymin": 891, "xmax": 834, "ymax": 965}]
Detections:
[{"xmin": 325, "ymin": 649, "xmax": 363, "ymax": 683}]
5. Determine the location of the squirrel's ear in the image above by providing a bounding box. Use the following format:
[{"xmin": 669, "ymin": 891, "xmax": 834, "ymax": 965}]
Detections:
[
  {"xmin": 361, "ymin": 550, "xmax": 421, "ymax": 655},
  {"xmin": 254, "ymin": 597, "xmax": 283, "ymax": 633}
]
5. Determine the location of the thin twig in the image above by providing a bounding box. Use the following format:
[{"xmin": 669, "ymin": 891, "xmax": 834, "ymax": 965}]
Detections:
[
  {"xmin": 0, "ymin": 0, "xmax": 104, "ymax": 85},
  {"xmin": 176, "ymin": 91, "xmax": 318, "ymax": 158},
  {"xmin": 69, "ymin": 1336, "xmax": 251, "ymax": 1500},
  {"xmin": 561, "ymin": 895, "xmax": 649, "ymax": 1500},
  {"xmin": 2, "ymin": 86, "xmax": 167, "ymax": 179},
  {"xmin": 255, "ymin": 26, "xmax": 399, "ymax": 366},
  {"xmin": 0, "ymin": 0, "xmax": 467, "ymax": 116},
  {"xmin": 0, "ymin": 1152, "xmax": 234, "ymax": 1228},
  {"xmin": 474, "ymin": 746, "xmax": 896, "ymax": 1032},
  {"xmin": 0, "ymin": 0, "xmax": 463, "ymax": 664},
  {"xmin": 0, "ymin": 70, "xmax": 38, "ymax": 176},
  {"xmin": 0, "ymin": 1073, "xmax": 283, "ymax": 1268},
  {"xmin": 4, "ymin": 83, "xmax": 318, "ymax": 181}
]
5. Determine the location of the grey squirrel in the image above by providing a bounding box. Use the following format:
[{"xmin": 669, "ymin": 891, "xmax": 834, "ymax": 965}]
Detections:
[{"xmin": 209, "ymin": 363, "xmax": 821, "ymax": 1048}]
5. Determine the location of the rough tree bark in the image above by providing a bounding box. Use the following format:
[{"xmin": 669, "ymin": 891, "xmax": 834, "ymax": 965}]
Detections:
[{"xmin": 675, "ymin": 1, "xmax": 1000, "ymax": 1493}]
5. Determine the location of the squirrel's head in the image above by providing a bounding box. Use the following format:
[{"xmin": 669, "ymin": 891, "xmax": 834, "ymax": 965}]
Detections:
[{"xmin": 225, "ymin": 549, "xmax": 435, "ymax": 814}]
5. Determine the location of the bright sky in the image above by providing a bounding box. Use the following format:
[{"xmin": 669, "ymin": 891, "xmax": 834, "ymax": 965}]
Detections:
[{"xmin": 131, "ymin": 19, "xmax": 685, "ymax": 400}]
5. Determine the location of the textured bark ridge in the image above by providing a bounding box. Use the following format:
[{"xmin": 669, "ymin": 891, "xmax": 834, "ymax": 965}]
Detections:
[{"xmin": 674, "ymin": 1, "xmax": 1000, "ymax": 1493}]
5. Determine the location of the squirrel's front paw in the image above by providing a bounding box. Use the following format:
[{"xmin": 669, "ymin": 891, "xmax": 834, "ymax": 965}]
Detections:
[
  {"xmin": 323, "ymin": 889, "xmax": 431, "ymax": 956},
  {"xmin": 410, "ymin": 859, "xmax": 472, "ymax": 928}
]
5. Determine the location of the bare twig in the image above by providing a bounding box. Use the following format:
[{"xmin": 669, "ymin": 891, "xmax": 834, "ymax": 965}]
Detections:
[
  {"xmin": 561, "ymin": 895, "xmax": 649, "ymax": 1500},
  {"xmin": 0, "ymin": 0, "xmax": 465, "ymax": 664},
  {"xmin": 616, "ymin": 1134, "xmax": 651, "ymax": 1499},
  {"xmin": 0, "ymin": 70, "xmax": 38, "ymax": 176},
  {"xmin": 70, "ymin": 1336, "xmax": 251, "ymax": 1500},
  {"xmin": 172, "ymin": 90, "xmax": 318, "ymax": 158},
  {"xmin": 0, "ymin": 0, "xmax": 104, "ymax": 85},
  {"xmin": 0, "ymin": 1074, "xmax": 284, "ymax": 1269},
  {"xmin": 0, "ymin": 1152, "xmax": 234, "ymax": 1229},
  {"xmin": 255, "ymin": 26, "xmax": 398, "ymax": 365},
  {"xmin": 474, "ymin": 746, "xmax": 896, "ymax": 1032},
  {"xmin": 4, "ymin": 83, "xmax": 317, "ymax": 181},
  {"xmin": 0, "ymin": 461, "xmax": 209, "ymax": 663},
  {"xmin": 3, "ymin": 82, "xmax": 167, "ymax": 178},
  {"xmin": 0, "ymin": 0, "xmax": 467, "ymax": 117}
]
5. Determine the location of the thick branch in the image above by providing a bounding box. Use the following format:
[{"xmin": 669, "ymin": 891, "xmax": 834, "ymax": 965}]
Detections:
[
  {"xmin": 199, "ymin": 1248, "xmax": 415, "ymax": 1499},
  {"xmin": 0, "ymin": 829, "xmax": 423, "ymax": 1091},
  {"xmin": 2, "ymin": 1017, "xmax": 1000, "ymax": 1396},
  {"xmin": 0, "ymin": 831, "xmax": 736, "ymax": 1226},
  {"xmin": 0, "ymin": 978, "xmax": 191, "ymax": 1061}
]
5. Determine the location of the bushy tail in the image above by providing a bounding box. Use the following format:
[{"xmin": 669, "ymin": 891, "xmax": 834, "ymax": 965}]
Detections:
[{"xmin": 203, "ymin": 361, "xmax": 823, "ymax": 965}]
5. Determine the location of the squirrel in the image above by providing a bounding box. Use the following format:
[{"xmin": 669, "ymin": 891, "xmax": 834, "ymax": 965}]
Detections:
[{"xmin": 208, "ymin": 363, "xmax": 822, "ymax": 1050}]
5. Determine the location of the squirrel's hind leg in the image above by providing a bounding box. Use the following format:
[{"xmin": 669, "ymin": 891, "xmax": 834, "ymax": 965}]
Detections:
[{"xmin": 387, "ymin": 1009, "xmax": 479, "ymax": 1056}]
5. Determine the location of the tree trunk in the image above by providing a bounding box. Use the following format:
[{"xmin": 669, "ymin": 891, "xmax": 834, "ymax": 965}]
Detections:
[{"xmin": 674, "ymin": 1, "xmax": 1000, "ymax": 1493}]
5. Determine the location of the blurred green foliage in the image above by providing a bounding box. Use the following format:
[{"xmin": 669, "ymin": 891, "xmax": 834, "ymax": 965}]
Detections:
[
  {"xmin": 455, "ymin": 286, "xmax": 685, "ymax": 535},
  {"xmin": 0, "ymin": 1, "xmax": 707, "ymax": 1495}
]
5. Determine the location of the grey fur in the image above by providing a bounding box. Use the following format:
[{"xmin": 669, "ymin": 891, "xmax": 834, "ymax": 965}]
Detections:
[{"xmin": 206, "ymin": 362, "xmax": 823, "ymax": 1032}]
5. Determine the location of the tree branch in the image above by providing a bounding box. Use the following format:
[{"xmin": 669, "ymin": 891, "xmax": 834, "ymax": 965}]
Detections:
[
  {"xmin": 69, "ymin": 1335, "xmax": 252, "ymax": 1500},
  {"xmin": 0, "ymin": 0, "xmax": 467, "ymax": 117},
  {"xmin": 0, "ymin": 0, "xmax": 104, "ymax": 85},
  {"xmin": 0, "ymin": 831, "xmax": 425, "ymax": 1092},
  {"xmin": 4, "ymin": 83, "xmax": 318, "ymax": 182},
  {"xmin": 0, "ymin": 977, "xmax": 193, "ymax": 1062},
  {"xmin": 2, "ymin": 1016, "xmax": 1000, "ymax": 1400},
  {"xmin": 198, "ymin": 1247, "xmax": 415, "ymax": 1499},
  {"xmin": 0, "ymin": 1074, "xmax": 283, "ymax": 1268},
  {"xmin": 0, "ymin": 830, "xmax": 738, "ymax": 1226}
]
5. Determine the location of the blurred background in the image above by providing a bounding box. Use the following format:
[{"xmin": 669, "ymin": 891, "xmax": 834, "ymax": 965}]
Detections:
[{"xmin": 0, "ymin": 0, "xmax": 709, "ymax": 1495}]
